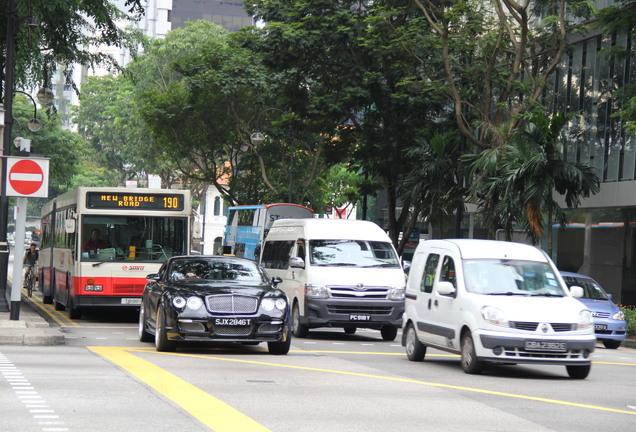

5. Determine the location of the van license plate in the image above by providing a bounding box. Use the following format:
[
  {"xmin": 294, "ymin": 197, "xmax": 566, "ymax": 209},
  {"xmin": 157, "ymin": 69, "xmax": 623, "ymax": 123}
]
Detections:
[
  {"xmin": 214, "ymin": 318, "xmax": 251, "ymax": 326},
  {"xmin": 594, "ymin": 324, "xmax": 607, "ymax": 331},
  {"xmin": 121, "ymin": 298, "xmax": 142, "ymax": 305},
  {"xmin": 525, "ymin": 341, "xmax": 567, "ymax": 352},
  {"xmin": 349, "ymin": 314, "xmax": 371, "ymax": 321}
]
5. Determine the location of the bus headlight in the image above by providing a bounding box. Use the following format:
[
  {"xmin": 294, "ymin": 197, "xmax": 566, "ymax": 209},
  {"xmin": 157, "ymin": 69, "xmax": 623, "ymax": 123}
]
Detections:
[
  {"xmin": 84, "ymin": 284, "xmax": 103, "ymax": 292},
  {"xmin": 306, "ymin": 284, "xmax": 329, "ymax": 299}
]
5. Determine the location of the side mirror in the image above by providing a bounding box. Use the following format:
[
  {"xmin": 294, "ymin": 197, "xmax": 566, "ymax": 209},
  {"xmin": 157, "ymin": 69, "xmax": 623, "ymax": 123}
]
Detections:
[
  {"xmin": 146, "ymin": 273, "xmax": 160, "ymax": 281},
  {"xmin": 436, "ymin": 281, "xmax": 456, "ymax": 297},
  {"xmin": 607, "ymin": 293, "xmax": 613, "ymax": 301},
  {"xmin": 569, "ymin": 285, "xmax": 584, "ymax": 298},
  {"xmin": 289, "ymin": 256, "xmax": 305, "ymax": 269},
  {"xmin": 271, "ymin": 276, "xmax": 283, "ymax": 286}
]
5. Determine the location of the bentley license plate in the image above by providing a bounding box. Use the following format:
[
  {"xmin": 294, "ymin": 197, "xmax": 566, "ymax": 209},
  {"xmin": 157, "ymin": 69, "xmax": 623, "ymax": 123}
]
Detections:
[
  {"xmin": 214, "ymin": 318, "xmax": 251, "ymax": 326},
  {"xmin": 525, "ymin": 340, "xmax": 567, "ymax": 352}
]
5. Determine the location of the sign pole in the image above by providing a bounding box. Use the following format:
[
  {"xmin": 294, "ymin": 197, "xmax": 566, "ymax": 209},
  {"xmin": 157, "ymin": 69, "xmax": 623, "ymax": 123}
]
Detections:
[{"xmin": 10, "ymin": 197, "xmax": 26, "ymax": 319}]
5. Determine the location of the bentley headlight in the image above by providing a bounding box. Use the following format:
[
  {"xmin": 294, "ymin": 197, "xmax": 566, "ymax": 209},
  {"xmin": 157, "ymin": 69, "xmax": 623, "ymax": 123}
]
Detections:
[
  {"xmin": 261, "ymin": 298, "xmax": 275, "ymax": 311},
  {"xmin": 481, "ymin": 306, "xmax": 509, "ymax": 327},
  {"xmin": 306, "ymin": 284, "xmax": 329, "ymax": 299},
  {"xmin": 186, "ymin": 296, "xmax": 203, "ymax": 310},
  {"xmin": 172, "ymin": 296, "xmax": 186, "ymax": 309},
  {"xmin": 275, "ymin": 298, "xmax": 287, "ymax": 310},
  {"xmin": 578, "ymin": 309, "xmax": 594, "ymax": 330}
]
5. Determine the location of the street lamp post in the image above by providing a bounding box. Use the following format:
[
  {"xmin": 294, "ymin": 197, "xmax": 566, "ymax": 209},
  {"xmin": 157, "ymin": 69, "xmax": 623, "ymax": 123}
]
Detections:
[
  {"xmin": 250, "ymin": 108, "xmax": 295, "ymax": 203},
  {"xmin": 0, "ymin": 0, "xmax": 51, "ymax": 313}
]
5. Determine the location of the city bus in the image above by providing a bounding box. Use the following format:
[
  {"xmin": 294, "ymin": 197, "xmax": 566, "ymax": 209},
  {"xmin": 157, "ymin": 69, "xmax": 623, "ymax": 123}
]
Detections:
[
  {"xmin": 223, "ymin": 203, "xmax": 314, "ymax": 260},
  {"xmin": 38, "ymin": 187, "xmax": 191, "ymax": 319}
]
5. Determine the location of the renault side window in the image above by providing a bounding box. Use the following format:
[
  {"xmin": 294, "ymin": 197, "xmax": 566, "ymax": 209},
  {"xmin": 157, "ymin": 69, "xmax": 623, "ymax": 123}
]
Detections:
[
  {"xmin": 440, "ymin": 255, "xmax": 457, "ymax": 288},
  {"xmin": 421, "ymin": 253, "xmax": 440, "ymax": 293}
]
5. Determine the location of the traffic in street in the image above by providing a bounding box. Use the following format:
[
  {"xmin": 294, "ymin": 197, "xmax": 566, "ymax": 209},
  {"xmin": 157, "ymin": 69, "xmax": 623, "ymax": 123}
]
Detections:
[{"xmin": 1, "ymin": 288, "xmax": 635, "ymax": 432}]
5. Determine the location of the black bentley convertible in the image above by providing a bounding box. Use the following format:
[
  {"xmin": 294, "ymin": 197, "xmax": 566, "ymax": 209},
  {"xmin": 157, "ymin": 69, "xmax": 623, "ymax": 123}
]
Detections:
[{"xmin": 138, "ymin": 255, "xmax": 291, "ymax": 354}]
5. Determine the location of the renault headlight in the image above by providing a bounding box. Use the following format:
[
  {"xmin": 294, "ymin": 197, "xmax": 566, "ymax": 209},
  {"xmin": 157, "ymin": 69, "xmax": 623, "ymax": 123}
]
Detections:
[
  {"xmin": 306, "ymin": 284, "xmax": 329, "ymax": 299},
  {"xmin": 481, "ymin": 306, "xmax": 509, "ymax": 327},
  {"xmin": 578, "ymin": 309, "xmax": 594, "ymax": 330}
]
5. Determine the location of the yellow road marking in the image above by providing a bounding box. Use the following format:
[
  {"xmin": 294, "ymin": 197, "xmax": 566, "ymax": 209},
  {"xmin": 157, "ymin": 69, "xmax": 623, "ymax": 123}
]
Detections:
[
  {"xmin": 113, "ymin": 347, "xmax": 636, "ymax": 417},
  {"xmin": 20, "ymin": 289, "xmax": 80, "ymax": 327},
  {"xmin": 89, "ymin": 346, "xmax": 272, "ymax": 432}
]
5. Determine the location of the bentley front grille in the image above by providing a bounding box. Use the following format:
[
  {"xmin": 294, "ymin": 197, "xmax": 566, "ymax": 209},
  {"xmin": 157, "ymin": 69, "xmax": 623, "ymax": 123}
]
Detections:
[{"xmin": 206, "ymin": 294, "xmax": 258, "ymax": 314}]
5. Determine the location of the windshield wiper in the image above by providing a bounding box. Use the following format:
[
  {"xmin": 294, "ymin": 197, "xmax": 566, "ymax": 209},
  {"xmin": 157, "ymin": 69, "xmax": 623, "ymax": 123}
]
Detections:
[
  {"xmin": 487, "ymin": 292, "xmax": 529, "ymax": 296},
  {"xmin": 529, "ymin": 292, "xmax": 563, "ymax": 297}
]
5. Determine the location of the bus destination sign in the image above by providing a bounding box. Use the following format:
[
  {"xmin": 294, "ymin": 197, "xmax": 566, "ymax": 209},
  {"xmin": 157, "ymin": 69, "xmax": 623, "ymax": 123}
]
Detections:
[{"xmin": 86, "ymin": 192, "xmax": 184, "ymax": 211}]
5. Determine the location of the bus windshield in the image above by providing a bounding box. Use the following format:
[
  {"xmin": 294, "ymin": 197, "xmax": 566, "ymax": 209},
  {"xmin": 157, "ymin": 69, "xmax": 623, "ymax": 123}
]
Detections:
[{"xmin": 81, "ymin": 215, "xmax": 188, "ymax": 262}]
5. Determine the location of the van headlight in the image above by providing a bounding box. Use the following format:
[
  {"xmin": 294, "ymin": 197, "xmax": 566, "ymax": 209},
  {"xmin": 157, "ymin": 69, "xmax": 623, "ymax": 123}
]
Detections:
[
  {"xmin": 578, "ymin": 310, "xmax": 594, "ymax": 330},
  {"xmin": 388, "ymin": 287, "xmax": 405, "ymax": 300},
  {"xmin": 306, "ymin": 284, "xmax": 329, "ymax": 299},
  {"xmin": 481, "ymin": 306, "xmax": 509, "ymax": 327},
  {"xmin": 613, "ymin": 310, "xmax": 625, "ymax": 321}
]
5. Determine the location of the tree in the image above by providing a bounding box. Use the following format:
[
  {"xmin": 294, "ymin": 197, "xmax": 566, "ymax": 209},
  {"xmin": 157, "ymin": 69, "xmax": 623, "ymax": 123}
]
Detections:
[
  {"xmin": 1, "ymin": 0, "xmax": 144, "ymax": 96},
  {"xmin": 412, "ymin": 0, "xmax": 593, "ymax": 151},
  {"xmin": 242, "ymin": 0, "xmax": 447, "ymax": 251},
  {"xmin": 463, "ymin": 106, "xmax": 600, "ymax": 254}
]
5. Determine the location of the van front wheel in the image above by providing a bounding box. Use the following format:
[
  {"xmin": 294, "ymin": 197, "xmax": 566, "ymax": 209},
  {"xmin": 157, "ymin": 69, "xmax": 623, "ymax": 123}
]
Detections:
[
  {"xmin": 405, "ymin": 324, "xmax": 426, "ymax": 361},
  {"xmin": 461, "ymin": 331, "xmax": 484, "ymax": 374},
  {"xmin": 380, "ymin": 325, "xmax": 398, "ymax": 341},
  {"xmin": 292, "ymin": 302, "xmax": 308, "ymax": 338}
]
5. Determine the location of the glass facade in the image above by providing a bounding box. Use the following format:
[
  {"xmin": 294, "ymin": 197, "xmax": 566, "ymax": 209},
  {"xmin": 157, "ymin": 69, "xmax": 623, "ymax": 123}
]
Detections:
[{"xmin": 169, "ymin": 0, "xmax": 253, "ymax": 32}]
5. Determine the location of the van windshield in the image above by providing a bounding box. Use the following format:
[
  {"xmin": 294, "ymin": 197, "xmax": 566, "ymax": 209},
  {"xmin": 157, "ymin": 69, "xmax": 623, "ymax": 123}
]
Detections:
[
  {"xmin": 309, "ymin": 240, "xmax": 400, "ymax": 268},
  {"xmin": 463, "ymin": 259, "xmax": 566, "ymax": 296}
]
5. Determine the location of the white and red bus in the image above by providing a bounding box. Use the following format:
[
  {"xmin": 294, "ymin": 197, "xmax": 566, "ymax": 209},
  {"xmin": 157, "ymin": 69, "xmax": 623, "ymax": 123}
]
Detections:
[{"xmin": 38, "ymin": 187, "xmax": 191, "ymax": 319}]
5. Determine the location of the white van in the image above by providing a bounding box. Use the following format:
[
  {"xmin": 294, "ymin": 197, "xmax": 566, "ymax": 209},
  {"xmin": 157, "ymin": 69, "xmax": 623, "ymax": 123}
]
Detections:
[
  {"xmin": 402, "ymin": 239, "xmax": 597, "ymax": 378},
  {"xmin": 260, "ymin": 219, "xmax": 405, "ymax": 340}
]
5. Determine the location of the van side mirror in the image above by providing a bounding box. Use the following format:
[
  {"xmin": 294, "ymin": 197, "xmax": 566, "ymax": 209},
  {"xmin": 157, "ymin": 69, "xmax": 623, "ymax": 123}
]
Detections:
[
  {"xmin": 436, "ymin": 281, "xmax": 456, "ymax": 297},
  {"xmin": 289, "ymin": 257, "xmax": 305, "ymax": 269},
  {"xmin": 569, "ymin": 285, "xmax": 584, "ymax": 298}
]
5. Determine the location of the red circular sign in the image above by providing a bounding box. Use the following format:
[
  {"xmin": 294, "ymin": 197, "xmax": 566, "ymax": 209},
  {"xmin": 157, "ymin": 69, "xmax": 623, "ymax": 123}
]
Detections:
[{"xmin": 9, "ymin": 159, "xmax": 44, "ymax": 195}]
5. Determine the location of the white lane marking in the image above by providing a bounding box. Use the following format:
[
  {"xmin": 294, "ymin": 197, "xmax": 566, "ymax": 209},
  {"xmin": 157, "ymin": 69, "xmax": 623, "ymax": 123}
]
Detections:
[{"xmin": 0, "ymin": 352, "xmax": 68, "ymax": 432}]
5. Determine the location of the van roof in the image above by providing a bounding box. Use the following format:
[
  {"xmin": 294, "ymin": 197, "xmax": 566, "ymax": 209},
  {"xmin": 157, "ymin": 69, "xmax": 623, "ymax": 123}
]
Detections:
[
  {"xmin": 269, "ymin": 218, "xmax": 391, "ymax": 241},
  {"xmin": 422, "ymin": 239, "xmax": 548, "ymax": 262}
]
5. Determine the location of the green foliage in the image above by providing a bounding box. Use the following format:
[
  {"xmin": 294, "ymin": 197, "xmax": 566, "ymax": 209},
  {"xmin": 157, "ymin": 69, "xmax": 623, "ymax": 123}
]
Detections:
[{"xmin": 621, "ymin": 306, "xmax": 636, "ymax": 337}]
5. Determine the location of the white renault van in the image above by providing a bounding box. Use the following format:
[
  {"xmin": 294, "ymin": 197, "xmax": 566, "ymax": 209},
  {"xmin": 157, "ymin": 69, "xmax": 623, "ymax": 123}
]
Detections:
[
  {"xmin": 402, "ymin": 239, "xmax": 596, "ymax": 378},
  {"xmin": 260, "ymin": 219, "xmax": 405, "ymax": 340}
]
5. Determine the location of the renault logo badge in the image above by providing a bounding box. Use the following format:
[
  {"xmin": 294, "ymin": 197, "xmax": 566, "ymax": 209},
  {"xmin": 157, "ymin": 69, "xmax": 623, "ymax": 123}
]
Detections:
[
  {"xmin": 355, "ymin": 283, "xmax": 365, "ymax": 290},
  {"xmin": 541, "ymin": 323, "xmax": 549, "ymax": 333}
]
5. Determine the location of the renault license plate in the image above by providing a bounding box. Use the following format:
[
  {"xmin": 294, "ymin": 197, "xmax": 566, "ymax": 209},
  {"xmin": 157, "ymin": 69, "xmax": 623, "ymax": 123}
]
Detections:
[{"xmin": 525, "ymin": 340, "xmax": 567, "ymax": 352}]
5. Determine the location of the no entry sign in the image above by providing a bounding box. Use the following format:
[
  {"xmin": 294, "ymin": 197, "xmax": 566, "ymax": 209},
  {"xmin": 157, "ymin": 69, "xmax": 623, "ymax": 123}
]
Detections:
[{"xmin": 5, "ymin": 157, "xmax": 50, "ymax": 198}]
